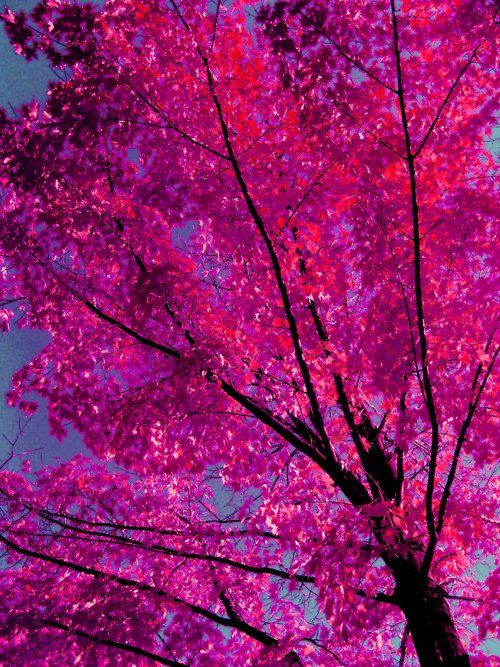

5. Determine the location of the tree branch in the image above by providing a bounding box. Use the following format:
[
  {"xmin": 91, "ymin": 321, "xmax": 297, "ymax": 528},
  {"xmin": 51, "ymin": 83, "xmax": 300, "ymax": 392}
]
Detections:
[
  {"xmin": 18, "ymin": 501, "xmax": 315, "ymax": 583},
  {"xmin": 42, "ymin": 619, "xmax": 186, "ymax": 666},
  {"xmin": 170, "ymin": 1, "xmax": 340, "ymax": 477},
  {"xmin": 82, "ymin": 295, "xmax": 369, "ymax": 505},
  {"xmin": 334, "ymin": 374, "xmax": 397, "ymax": 500},
  {"xmin": 0, "ymin": 533, "xmax": 279, "ymax": 647},
  {"xmin": 390, "ymin": 0, "xmax": 440, "ymax": 547},
  {"xmin": 413, "ymin": 45, "xmax": 481, "ymax": 159},
  {"xmin": 430, "ymin": 344, "xmax": 499, "ymax": 561},
  {"xmin": 85, "ymin": 300, "xmax": 181, "ymax": 358},
  {"xmin": 297, "ymin": 10, "xmax": 398, "ymax": 94}
]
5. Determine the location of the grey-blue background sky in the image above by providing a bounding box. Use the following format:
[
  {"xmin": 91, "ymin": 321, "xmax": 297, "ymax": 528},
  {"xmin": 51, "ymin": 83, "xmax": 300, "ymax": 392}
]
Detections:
[
  {"xmin": 0, "ymin": 0, "xmax": 85, "ymax": 471},
  {"xmin": 0, "ymin": 0, "xmax": 53, "ymax": 108}
]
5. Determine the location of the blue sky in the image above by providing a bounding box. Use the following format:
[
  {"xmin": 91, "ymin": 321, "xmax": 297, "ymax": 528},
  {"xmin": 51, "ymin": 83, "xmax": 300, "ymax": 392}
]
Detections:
[
  {"xmin": 0, "ymin": 0, "xmax": 54, "ymax": 108},
  {"xmin": 0, "ymin": 0, "xmax": 85, "ymax": 471}
]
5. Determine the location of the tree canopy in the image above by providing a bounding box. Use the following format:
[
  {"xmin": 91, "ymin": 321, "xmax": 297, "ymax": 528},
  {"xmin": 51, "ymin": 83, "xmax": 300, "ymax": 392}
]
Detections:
[{"xmin": 0, "ymin": 1, "xmax": 497, "ymax": 664}]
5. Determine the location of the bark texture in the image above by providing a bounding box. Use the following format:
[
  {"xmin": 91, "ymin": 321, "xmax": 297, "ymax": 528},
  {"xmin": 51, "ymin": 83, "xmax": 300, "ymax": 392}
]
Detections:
[{"xmin": 395, "ymin": 570, "xmax": 471, "ymax": 666}]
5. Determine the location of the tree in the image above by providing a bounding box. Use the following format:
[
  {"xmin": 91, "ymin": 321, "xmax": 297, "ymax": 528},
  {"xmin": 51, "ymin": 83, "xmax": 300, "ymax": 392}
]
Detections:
[{"xmin": 0, "ymin": 0, "xmax": 497, "ymax": 664}]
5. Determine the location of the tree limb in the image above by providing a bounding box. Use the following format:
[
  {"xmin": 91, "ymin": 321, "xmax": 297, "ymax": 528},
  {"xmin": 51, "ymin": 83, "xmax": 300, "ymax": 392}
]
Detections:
[{"xmin": 42, "ymin": 619, "xmax": 186, "ymax": 666}]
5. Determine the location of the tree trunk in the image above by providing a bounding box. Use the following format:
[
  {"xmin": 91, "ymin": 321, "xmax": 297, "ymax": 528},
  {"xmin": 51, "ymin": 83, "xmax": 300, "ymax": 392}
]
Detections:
[{"xmin": 395, "ymin": 571, "xmax": 471, "ymax": 666}]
